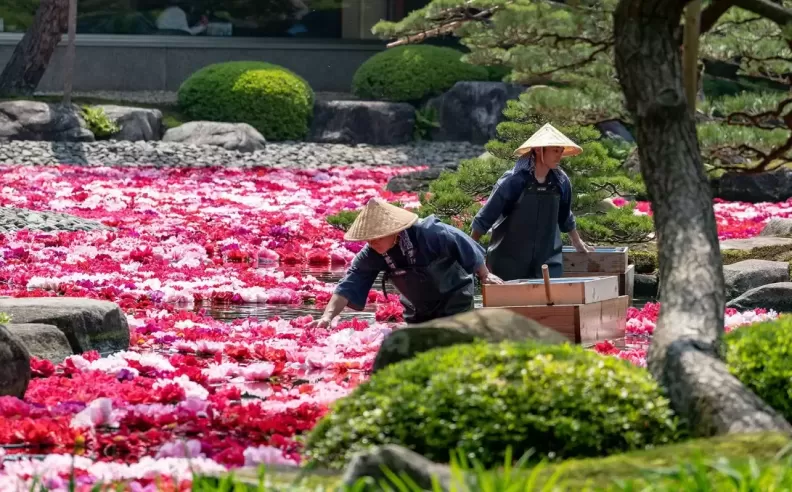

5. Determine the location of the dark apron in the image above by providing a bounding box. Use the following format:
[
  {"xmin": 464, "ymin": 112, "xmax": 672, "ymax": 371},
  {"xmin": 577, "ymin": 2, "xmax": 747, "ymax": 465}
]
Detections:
[
  {"xmin": 486, "ymin": 180, "xmax": 564, "ymax": 282},
  {"xmin": 382, "ymin": 233, "xmax": 475, "ymax": 324}
]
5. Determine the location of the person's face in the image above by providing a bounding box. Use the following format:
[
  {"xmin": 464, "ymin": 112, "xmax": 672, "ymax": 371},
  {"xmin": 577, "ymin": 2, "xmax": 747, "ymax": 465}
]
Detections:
[
  {"xmin": 368, "ymin": 234, "xmax": 398, "ymax": 255},
  {"xmin": 536, "ymin": 147, "xmax": 564, "ymax": 169}
]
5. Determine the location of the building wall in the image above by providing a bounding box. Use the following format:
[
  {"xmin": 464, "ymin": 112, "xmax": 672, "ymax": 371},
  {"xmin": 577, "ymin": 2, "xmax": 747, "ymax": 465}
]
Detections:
[{"xmin": 0, "ymin": 34, "xmax": 385, "ymax": 93}]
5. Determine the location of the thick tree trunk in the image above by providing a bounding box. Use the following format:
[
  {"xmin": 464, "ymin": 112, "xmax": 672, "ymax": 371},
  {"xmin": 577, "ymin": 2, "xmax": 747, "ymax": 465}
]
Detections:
[
  {"xmin": 0, "ymin": 0, "xmax": 69, "ymax": 96},
  {"xmin": 613, "ymin": 0, "xmax": 791, "ymax": 435}
]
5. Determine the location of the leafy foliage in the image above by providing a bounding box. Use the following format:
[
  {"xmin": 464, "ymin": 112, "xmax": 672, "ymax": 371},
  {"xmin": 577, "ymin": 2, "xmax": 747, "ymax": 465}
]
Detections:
[
  {"xmin": 416, "ymin": 87, "xmax": 653, "ymax": 244},
  {"xmin": 351, "ymin": 45, "xmax": 490, "ymax": 103},
  {"xmin": 305, "ymin": 340, "xmax": 682, "ymax": 470},
  {"xmin": 726, "ymin": 317, "xmax": 792, "ymax": 423},
  {"xmin": 177, "ymin": 61, "xmax": 314, "ymax": 141},
  {"xmin": 372, "ymin": 0, "xmax": 792, "ymax": 173},
  {"xmin": 81, "ymin": 106, "xmax": 120, "ymax": 139}
]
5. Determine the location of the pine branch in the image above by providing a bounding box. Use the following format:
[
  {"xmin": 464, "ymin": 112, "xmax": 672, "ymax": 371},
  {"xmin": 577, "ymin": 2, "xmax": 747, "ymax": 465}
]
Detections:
[
  {"xmin": 700, "ymin": 0, "xmax": 737, "ymax": 35},
  {"xmin": 532, "ymin": 43, "xmax": 613, "ymax": 78}
]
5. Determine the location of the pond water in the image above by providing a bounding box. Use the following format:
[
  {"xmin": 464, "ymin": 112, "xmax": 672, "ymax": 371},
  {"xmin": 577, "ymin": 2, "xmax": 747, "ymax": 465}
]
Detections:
[{"xmin": 203, "ymin": 265, "xmax": 654, "ymax": 323}]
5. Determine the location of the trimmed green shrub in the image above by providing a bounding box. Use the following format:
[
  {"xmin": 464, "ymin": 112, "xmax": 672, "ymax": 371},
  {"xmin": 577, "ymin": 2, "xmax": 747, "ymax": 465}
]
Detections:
[
  {"xmin": 177, "ymin": 61, "xmax": 314, "ymax": 141},
  {"xmin": 726, "ymin": 317, "xmax": 792, "ymax": 422},
  {"xmin": 351, "ymin": 45, "xmax": 490, "ymax": 103},
  {"xmin": 305, "ymin": 340, "xmax": 682, "ymax": 469}
]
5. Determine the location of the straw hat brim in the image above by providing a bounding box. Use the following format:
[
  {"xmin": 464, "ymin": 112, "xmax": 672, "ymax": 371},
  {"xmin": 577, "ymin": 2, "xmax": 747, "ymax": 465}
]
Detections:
[
  {"xmin": 513, "ymin": 123, "xmax": 583, "ymax": 158},
  {"xmin": 344, "ymin": 199, "xmax": 419, "ymax": 242}
]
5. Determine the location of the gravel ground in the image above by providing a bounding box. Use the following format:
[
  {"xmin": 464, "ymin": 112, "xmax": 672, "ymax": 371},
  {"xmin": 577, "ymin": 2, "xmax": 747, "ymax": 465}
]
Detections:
[
  {"xmin": 0, "ymin": 140, "xmax": 484, "ymax": 169},
  {"xmin": 0, "ymin": 207, "xmax": 108, "ymax": 234}
]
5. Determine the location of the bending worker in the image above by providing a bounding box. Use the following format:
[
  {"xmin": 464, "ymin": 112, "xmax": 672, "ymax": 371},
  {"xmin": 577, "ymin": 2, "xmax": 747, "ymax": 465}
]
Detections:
[
  {"xmin": 309, "ymin": 198, "xmax": 503, "ymax": 328},
  {"xmin": 471, "ymin": 123, "xmax": 594, "ymax": 282}
]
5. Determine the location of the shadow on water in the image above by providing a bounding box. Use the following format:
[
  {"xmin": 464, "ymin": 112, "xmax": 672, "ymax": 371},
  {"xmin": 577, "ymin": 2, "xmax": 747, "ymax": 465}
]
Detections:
[{"xmin": 201, "ymin": 265, "xmax": 655, "ymax": 323}]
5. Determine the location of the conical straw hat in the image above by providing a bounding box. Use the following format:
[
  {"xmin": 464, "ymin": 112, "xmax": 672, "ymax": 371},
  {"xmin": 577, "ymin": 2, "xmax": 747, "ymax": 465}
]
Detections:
[
  {"xmin": 344, "ymin": 198, "xmax": 419, "ymax": 242},
  {"xmin": 513, "ymin": 123, "xmax": 583, "ymax": 158}
]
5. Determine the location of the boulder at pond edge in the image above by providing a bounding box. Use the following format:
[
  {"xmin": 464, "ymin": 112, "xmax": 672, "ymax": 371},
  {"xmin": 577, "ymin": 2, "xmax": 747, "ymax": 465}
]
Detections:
[
  {"xmin": 97, "ymin": 105, "xmax": 164, "ymax": 141},
  {"xmin": 0, "ymin": 297, "xmax": 130, "ymax": 355},
  {"xmin": 342, "ymin": 445, "xmax": 451, "ymax": 491},
  {"xmin": 426, "ymin": 81, "xmax": 524, "ymax": 145},
  {"xmin": 0, "ymin": 100, "xmax": 94, "ymax": 142},
  {"xmin": 0, "ymin": 324, "xmax": 31, "ymax": 399},
  {"xmin": 163, "ymin": 121, "xmax": 266, "ymax": 152},
  {"xmin": 371, "ymin": 308, "xmax": 567, "ymax": 373},
  {"xmin": 6, "ymin": 323, "xmax": 74, "ymax": 363},
  {"xmin": 310, "ymin": 100, "xmax": 415, "ymax": 145},
  {"xmin": 723, "ymin": 259, "xmax": 791, "ymax": 301},
  {"xmin": 726, "ymin": 282, "xmax": 792, "ymax": 313},
  {"xmin": 760, "ymin": 218, "xmax": 792, "ymax": 238}
]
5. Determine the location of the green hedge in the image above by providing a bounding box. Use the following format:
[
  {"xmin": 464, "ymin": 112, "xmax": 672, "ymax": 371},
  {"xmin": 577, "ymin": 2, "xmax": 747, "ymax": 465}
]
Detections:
[
  {"xmin": 726, "ymin": 317, "xmax": 792, "ymax": 423},
  {"xmin": 351, "ymin": 45, "xmax": 490, "ymax": 103},
  {"xmin": 305, "ymin": 340, "xmax": 682, "ymax": 469},
  {"xmin": 177, "ymin": 61, "xmax": 314, "ymax": 141}
]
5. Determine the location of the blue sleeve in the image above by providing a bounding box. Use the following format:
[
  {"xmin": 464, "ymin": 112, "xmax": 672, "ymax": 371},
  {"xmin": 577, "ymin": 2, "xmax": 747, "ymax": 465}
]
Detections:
[
  {"xmin": 334, "ymin": 248, "xmax": 382, "ymax": 310},
  {"xmin": 471, "ymin": 170, "xmax": 525, "ymax": 236},
  {"xmin": 424, "ymin": 222, "xmax": 486, "ymax": 274},
  {"xmin": 558, "ymin": 174, "xmax": 576, "ymax": 233}
]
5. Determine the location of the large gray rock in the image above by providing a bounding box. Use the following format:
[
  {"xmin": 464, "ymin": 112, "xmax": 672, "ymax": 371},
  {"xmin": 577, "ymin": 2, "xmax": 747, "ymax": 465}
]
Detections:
[
  {"xmin": 0, "ymin": 325, "xmax": 30, "ymax": 399},
  {"xmin": 385, "ymin": 167, "xmax": 446, "ymax": 193},
  {"xmin": 342, "ymin": 445, "xmax": 451, "ymax": 491},
  {"xmin": 0, "ymin": 298, "xmax": 129, "ymax": 355},
  {"xmin": 720, "ymin": 236, "xmax": 792, "ymax": 251},
  {"xmin": 0, "ymin": 100, "xmax": 94, "ymax": 142},
  {"xmin": 163, "ymin": 121, "xmax": 266, "ymax": 152},
  {"xmin": 760, "ymin": 218, "xmax": 792, "ymax": 238},
  {"xmin": 713, "ymin": 168, "xmax": 792, "ymax": 203},
  {"xmin": 596, "ymin": 119, "xmax": 635, "ymax": 143},
  {"xmin": 726, "ymin": 282, "xmax": 792, "ymax": 313},
  {"xmin": 6, "ymin": 323, "xmax": 73, "ymax": 363},
  {"xmin": 634, "ymin": 273, "xmax": 659, "ymax": 298},
  {"xmin": 97, "ymin": 105, "xmax": 163, "ymax": 141},
  {"xmin": 372, "ymin": 308, "xmax": 567, "ymax": 373},
  {"xmin": 426, "ymin": 82, "xmax": 524, "ymax": 144},
  {"xmin": 723, "ymin": 259, "xmax": 790, "ymax": 300},
  {"xmin": 309, "ymin": 100, "xmax": 415, "ymax": 145}
]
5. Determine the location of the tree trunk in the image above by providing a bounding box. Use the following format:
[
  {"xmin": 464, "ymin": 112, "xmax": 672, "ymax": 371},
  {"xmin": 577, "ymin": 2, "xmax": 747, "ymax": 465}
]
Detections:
[
  {"xmin": 613, "ymin": 0, "xmax": 791, "ymax": 435},
  {"xmin": 0, "ymin": 0, "xmax": 69, "ymax": 97},
  {"xmin": 62, "ymin": 0, "xmax": 78, "ymax": 105}
]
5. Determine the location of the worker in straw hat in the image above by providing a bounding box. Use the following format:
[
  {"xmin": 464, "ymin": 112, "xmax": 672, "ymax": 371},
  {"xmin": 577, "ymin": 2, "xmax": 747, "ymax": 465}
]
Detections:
[
  {"xmin": 470, "ymin": 123, "xmax": 594, "ymax": 282},
  {"xmin": 307, "ymin": 198, "xmax": 503, "ymax": 328}
]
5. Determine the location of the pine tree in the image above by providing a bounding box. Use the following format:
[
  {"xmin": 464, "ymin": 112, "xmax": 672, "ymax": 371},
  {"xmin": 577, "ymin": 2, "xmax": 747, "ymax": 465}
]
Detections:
[{"xmin": 373, "ymin": 0, "xmax": 792, "ymax": 173}]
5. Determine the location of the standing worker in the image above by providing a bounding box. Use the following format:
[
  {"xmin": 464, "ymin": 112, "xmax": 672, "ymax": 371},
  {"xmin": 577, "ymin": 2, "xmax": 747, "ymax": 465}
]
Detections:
[
  {"xmin": 471, "ymin": 123, "xmax": 594, "ymax": 282},
  {"xmin": 308, "ymin": 198, "xmax": 503, "ymax": 328}
]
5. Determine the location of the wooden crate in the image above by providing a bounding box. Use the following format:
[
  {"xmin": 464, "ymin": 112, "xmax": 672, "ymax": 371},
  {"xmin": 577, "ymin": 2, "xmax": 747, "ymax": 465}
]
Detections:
[
  {"xmin": 482, "ymin": 276, "xmax": 619, "ymax": 307},
  {"xmin": 563, "ymin": 264, "xmax": 635, "ymax": 303},
  {"xmin": 489, "ymin": 296, "xmax": 629, "ymax": 345},
  {"xmin": 563, "ymin": 246, "xmax": 628, "ymax": 274}
]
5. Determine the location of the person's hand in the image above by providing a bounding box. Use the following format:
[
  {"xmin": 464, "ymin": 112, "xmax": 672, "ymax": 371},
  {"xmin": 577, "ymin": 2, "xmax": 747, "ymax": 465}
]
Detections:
[
  {"xmin": 574, "ymin": 240, "xmax": 595, "ymax": 253},
  {"xmin": 306, "ymin": 315, "xmax": 333, "ymax": 329},
  {"xmin": 480, "ymin": 272, "xmax": 503, "ymax": 285},
  {"xmin": 200, "ymin": 15, "xmax": 209, "ymax": 25}
]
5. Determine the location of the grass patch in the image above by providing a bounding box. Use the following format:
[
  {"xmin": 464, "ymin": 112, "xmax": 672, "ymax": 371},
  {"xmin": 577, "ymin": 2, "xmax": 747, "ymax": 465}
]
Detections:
[{"xmin": 205, "ymin": 432, "xmax": 792, "ymax": 490}]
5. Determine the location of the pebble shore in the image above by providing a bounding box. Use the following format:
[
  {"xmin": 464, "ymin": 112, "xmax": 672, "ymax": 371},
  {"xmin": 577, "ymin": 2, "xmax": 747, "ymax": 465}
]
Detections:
[{"xmin": 0, "ymin": 140, "xmax": 484, "ymax": 169}]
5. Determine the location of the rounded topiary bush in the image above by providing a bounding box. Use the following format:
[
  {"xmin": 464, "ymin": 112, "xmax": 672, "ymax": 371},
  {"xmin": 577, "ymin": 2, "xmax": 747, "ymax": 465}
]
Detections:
[
  {"xmin": 177, "ymin": 61, "xmax": 314, "ymax": 141},
  {"xmin": 351, "ymin": 45, "xmax": 490, "ymax": 103},
  {"xmin": 726, "ymin": 317, "xmax": 792, "ymax": 422},
  {"xmin": 305, "ymin": 340, "xmax": 682, "ymax": 469}
]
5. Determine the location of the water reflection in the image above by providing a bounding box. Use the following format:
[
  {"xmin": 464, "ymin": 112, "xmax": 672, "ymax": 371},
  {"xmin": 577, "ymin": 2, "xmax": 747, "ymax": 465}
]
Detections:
[{"xmin": 200, "ymin": 265, "xmax": 655, "ymax": 323}]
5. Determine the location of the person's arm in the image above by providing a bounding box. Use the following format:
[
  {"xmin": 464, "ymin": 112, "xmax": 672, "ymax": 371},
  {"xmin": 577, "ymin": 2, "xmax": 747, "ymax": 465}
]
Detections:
[
  {"xmin": 470, "ymin": 170, "xmax": 522, "ymax": 241},
  {"xmin": 309, "ymin": 249, "xmax": 380, "ymax": 328},
  {"xmin": 557, "ymin": 173, "xmax": 594, "ymax": 253},
  {"xmin": 431, "ymin": 223, "xmax": 503, "ymax": 284}
]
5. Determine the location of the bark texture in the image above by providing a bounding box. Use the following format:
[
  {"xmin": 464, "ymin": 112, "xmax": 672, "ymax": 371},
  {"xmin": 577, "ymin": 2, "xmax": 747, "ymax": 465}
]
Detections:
[
  {"xmin": 613, "ymin": 0, "xmax": 791, "ymax": 435},
  {"xmin": 0, "ymin": 0, "xmax": 69, "ymax": 96}
]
